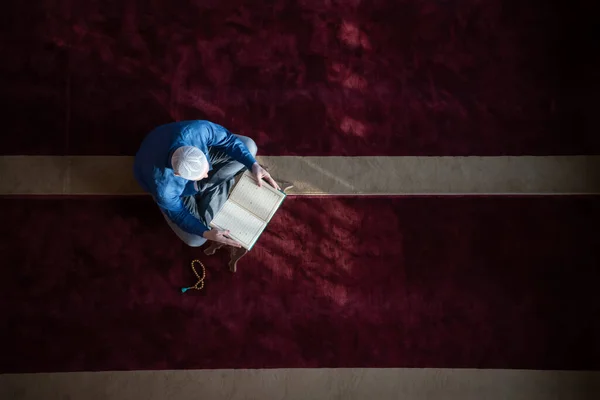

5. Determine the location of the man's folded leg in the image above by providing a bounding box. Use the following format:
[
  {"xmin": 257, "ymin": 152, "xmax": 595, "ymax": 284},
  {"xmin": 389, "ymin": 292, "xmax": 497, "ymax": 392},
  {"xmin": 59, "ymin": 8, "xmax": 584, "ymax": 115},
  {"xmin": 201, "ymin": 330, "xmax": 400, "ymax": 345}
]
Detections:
[
  {"xmin": 196, "ymin": 134, "xmax": 258, "ymax": 226},
  {"xmin": 197, "ymin": 134, "xmax": 257, "ymax": 194},
  {"xmin": 160, "ymin": 195, "xmax": 207, "ymax": 247}
]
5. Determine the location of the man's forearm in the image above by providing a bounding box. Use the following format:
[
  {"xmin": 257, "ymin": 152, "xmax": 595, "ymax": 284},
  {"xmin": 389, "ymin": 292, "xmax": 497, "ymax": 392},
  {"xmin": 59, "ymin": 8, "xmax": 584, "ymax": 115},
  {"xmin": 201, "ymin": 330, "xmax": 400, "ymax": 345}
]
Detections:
[
  {"xmin": 162, "ymin": 206, "xmax": 210, "ymax": 237},
  {"xmin": 227, "ymin": 140, "xmax": 256, "ymax": 169}
]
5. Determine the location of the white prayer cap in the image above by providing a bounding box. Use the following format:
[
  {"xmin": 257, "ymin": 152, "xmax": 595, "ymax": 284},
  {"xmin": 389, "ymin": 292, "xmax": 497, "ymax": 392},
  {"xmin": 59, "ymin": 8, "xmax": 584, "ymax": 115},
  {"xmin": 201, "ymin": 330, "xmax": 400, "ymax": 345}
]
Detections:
[{"xmin": 171, "ymin": 146, "xmax": 208, "ymax": 180}]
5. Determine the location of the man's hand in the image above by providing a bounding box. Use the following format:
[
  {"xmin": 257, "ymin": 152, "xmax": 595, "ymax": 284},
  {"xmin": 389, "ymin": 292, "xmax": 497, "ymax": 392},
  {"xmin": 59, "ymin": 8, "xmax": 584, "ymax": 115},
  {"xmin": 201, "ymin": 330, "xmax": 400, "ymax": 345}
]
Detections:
[
  {"xmin": 203, "ymin": 229, "xmax": 241, "ymax": 248},
  {"xmin": 251, "ymin": 162, "xmax": 280, "ymax": 190}
]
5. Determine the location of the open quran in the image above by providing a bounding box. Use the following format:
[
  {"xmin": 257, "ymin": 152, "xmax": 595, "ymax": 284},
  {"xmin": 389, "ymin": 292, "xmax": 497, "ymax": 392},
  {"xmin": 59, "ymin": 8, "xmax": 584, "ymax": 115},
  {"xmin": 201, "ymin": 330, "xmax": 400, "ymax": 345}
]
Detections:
[{"xmin": 209, "ymin": 171, "xmax": 286, "ymax": 250}]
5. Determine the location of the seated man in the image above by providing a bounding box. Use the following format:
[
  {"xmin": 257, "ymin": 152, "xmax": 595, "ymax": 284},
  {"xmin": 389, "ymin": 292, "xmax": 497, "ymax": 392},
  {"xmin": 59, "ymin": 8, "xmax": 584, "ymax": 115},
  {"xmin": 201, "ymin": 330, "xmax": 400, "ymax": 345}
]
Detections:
[{"xmin": 133, "ymin": 120, "xmax": 279, "ymax": 248}]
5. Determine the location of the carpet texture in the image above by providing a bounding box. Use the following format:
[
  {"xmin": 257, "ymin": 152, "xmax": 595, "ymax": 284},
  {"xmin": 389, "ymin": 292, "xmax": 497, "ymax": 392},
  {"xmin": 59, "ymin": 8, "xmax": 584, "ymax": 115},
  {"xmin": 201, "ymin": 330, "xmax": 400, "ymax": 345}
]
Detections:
[
  {"xmin": 0, "ymin": 196, "xmax": 598, "ymax": 373},
  {"xmin": 1, "ymin": 0, "xmax": 597, "ymax": 155}
]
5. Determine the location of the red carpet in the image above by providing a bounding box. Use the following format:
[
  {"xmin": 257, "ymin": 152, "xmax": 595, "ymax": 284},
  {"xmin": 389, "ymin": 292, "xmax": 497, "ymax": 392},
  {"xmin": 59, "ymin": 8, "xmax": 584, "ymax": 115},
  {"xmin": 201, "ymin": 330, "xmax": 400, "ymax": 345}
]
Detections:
[
  {"xmin": 1, "ymin": 0, "xmax": 597, "ymax": 156},
  {"xmin": 1, "ymin": 196, "xmax": 598, "ymax": 373}
]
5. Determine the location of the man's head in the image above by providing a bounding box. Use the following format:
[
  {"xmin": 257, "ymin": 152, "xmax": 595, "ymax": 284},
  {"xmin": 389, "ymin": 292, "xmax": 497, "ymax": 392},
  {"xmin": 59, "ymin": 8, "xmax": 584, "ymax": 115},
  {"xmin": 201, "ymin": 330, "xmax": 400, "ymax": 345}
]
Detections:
[{"xmin": 171, "ymin": 146, "xmax": 209, "ymax": 180}]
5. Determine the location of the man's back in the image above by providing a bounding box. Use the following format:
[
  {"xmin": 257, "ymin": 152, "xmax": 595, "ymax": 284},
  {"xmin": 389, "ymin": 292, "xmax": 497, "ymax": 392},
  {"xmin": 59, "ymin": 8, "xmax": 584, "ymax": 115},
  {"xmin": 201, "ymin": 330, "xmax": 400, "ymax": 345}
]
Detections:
[{"xmin": 133, "ymin": 120, "xmax": 215, "ymax": 195}]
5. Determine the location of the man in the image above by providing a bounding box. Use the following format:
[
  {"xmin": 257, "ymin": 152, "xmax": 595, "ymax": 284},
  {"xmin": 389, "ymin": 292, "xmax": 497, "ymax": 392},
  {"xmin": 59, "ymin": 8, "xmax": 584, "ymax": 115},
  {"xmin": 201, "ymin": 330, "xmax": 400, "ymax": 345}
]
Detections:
[{"xmin": 133, "ymin": 120, "xmax": 279, "ymax": 248}]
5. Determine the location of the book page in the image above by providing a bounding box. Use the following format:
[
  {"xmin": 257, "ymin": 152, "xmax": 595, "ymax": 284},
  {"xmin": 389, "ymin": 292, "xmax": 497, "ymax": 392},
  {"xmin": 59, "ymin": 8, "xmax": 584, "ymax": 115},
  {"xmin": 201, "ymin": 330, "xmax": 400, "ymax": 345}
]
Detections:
[
  {"xmin": 210, "ymin": 201, "xmax": 266, "ymax": 249},
  {"xmin": 229, "ymin": 172, "xmax": 285, "ymax": 222}
]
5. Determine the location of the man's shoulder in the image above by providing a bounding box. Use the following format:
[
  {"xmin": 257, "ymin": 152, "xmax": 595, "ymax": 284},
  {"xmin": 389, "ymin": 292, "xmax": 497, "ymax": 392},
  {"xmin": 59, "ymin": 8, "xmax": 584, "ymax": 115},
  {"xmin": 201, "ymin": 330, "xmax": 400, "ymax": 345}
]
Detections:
[
  {"xmin": 183, "ymin": 119, "xmax": 218, "ymax": 132},
  {"xmin": 177, "ymin": 119, "xmax": 216, "ymax": 129},
  {"xmin": 178, "ymin": 120, "xmax": 218, "ymax": 144},
  {"xmin": 154, "ymin": 171, "xmax": 185, "ymax": 199},
  {"xmin": 150, "ymin": 120, "xmax": 213, "ymax": 135}
]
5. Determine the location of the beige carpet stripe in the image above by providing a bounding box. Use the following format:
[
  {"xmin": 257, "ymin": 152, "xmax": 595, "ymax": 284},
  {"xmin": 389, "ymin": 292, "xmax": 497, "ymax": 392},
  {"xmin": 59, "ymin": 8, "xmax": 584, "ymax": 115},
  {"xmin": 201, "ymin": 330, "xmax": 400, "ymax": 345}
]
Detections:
[
  {"xmin": 1, "ymin": 368, "xmax": 598, "ymax": 400},
  {"xmin": 0, "ymin": 155, "xmax": 599, "ymax": 195}
]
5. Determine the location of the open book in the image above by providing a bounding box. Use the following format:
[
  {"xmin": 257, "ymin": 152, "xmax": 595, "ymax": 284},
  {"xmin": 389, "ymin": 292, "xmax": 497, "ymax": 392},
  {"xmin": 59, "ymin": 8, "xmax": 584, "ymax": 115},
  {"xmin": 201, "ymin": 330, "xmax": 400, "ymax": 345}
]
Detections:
[{"xmin": 209, "ymin": 171, "xmax": 286, "ymax": 250}]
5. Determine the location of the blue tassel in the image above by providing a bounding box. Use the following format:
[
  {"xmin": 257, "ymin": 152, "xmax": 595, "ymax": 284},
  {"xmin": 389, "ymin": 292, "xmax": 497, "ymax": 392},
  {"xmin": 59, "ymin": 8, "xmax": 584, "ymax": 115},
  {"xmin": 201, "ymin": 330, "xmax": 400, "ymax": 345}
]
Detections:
[{"xmin": 181, "ymin": 287, "xmax": 189, "ymax": 293}]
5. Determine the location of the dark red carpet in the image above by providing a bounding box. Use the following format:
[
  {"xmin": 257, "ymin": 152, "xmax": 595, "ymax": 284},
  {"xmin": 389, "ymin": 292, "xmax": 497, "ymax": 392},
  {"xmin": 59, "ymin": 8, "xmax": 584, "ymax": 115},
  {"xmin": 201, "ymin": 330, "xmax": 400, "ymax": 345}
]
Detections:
[
  {"xmin": 0, "ymin": 196, "xmax": 598, "ymax": 373},
  {"xmin": 1, "ymin": 0, "xmax": 597, "ymax": 156}
]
